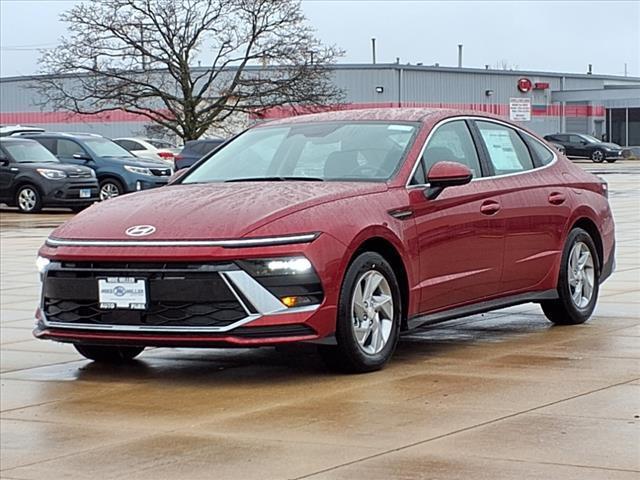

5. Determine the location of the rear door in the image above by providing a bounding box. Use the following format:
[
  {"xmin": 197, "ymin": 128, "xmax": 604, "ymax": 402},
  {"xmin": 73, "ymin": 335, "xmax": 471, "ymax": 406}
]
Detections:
[
  {"xmin": 409, "ymin": 119, "xmax": 505, "ymax": 314},
  {"xmin": 472, "ymin": 120, "xmax": 567, "ymax": 294}
]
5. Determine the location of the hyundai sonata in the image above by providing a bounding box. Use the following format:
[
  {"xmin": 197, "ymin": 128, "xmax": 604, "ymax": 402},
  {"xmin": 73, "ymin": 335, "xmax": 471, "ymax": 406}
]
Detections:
[{"xmin": 34, "ymin": 109, "xmax": 615, "ymax": 372}]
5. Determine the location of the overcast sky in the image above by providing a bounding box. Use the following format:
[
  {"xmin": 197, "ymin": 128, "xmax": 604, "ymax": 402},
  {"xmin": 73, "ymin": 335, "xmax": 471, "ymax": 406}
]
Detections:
[{"xmin": 1, "ymin": 0, "xmax": 638, "ymax": 78}]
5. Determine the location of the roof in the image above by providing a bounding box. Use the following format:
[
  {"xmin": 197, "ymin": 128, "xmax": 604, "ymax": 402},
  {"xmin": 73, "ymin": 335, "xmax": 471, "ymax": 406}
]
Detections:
[
  {"xmin": 259, "ymin": 107, "xmax": 502, "ymax": 125},
  {"xmin": 2, "ymin": 63, "xmax": 639, "ymax": 83}
]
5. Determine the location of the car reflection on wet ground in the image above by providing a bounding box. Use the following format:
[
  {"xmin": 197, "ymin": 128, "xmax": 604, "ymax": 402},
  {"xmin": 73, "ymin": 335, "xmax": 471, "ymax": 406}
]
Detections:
[{"xmin": 1, "ymin": 160, "xmax": 638, "ymax": 479}]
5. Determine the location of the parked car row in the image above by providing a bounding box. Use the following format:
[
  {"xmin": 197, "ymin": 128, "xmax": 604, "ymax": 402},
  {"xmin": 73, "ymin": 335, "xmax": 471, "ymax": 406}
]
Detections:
[{"xmin": 0, "ymin": 132, "xmax": 174, "ymax": 212}]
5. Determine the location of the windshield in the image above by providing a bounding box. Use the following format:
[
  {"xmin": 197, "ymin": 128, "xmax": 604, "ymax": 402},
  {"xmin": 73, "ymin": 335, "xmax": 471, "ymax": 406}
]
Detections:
[
  {"xmin": 148, "ymin": 139, "xmax": 176, "ymax": 149},
  {"xmin": 2, "ymin": 141, "xmax": 59, "ymax": 163},
  {"xmin": 84, "ymin": 138, "xmax": 135, "ymax": 157},
  {"xmin": 183, "ymin": 122, "xmax": 418, "ymax": 183},
  {"xmin": 580, "ymin": 134, "xmax": 601, "ymax": 144}
]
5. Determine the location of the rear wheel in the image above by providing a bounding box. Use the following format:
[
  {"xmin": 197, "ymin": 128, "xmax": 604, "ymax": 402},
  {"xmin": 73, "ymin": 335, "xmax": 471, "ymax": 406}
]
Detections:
[
  {"xmin": 74, "ymin": 344, "xmax": 144, "ymax": 363},
  {"xmin": 320, "ymin": 252, "xmax": 401, "ymax": 373},
  {"xmin": 16, "ymin": 185, "xmax": 42, "ymax": 213},
  {"xmin": 591, "ymin": 149, "xmax": 605, "ymax": 163},
  {"xmin": 541, "ymin": 228, "xmax": 599, "ymax": 325}
]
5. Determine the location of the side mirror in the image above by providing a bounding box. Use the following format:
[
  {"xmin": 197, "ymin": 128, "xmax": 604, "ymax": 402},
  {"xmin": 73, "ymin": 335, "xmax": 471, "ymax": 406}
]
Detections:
[
  {"xmin": 72, "ymin": 153, "xmax": 92, "ymax": 161},
  {"xmin": 580, "ymin": 141, "xmax": 589, "ymax": 146},
  {"xmin": 424, "ymin": 161, "xmax": 473, "ymax": 200},
  {"xmin": 0, "ymin": 158, "xmax": 9, "ymax": 167},
  {"xmin": 167, "ymin": 167, "xmax": 189, "ymax": 185}
]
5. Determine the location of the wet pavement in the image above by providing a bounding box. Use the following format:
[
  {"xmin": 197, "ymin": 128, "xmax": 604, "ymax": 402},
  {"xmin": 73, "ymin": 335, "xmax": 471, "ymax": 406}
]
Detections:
[{"xmin": 1, "ymin": 160, "xmax": 639, "ymax": 479}]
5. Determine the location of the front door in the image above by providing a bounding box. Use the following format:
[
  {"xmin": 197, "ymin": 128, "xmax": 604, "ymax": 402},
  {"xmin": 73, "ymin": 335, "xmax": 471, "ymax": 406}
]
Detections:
[{"xmin": 409, "ymin": 120, "xmax": 505, "ymax": 314}]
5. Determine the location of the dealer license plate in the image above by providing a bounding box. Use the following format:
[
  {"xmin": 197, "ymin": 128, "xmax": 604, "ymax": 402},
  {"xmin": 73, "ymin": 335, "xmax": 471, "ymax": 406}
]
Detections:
[
  {"xmin": 80, "ymin": 188, "xmax": 91, "ymax": 198},
  {"xmin": 98, "ymin": 277, "xmax": 147, "ymax": 309}
]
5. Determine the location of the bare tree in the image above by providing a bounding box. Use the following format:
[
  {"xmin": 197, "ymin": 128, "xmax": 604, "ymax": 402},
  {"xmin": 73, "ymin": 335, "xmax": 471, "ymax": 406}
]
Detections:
[{"xmin": 36, "ymin": 0, "xmax": 343, "ymax": 140}]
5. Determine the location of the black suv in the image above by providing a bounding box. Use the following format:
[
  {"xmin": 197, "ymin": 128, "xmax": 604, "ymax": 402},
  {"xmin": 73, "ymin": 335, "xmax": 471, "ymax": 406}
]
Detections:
[
  {"xmin": 174, "ymin": 138, "xmax": 225, "ymax": 170},
  {"xmin": 543, "ymin": 133, "xmax": 622, "ymax": 163},
  {"xmin": 23, "ymin": 133, "xmax": 173, "ymax": 199},
  {"xmin": 0, "ymin": 138, "xmax": 98, "ymax": 213}
]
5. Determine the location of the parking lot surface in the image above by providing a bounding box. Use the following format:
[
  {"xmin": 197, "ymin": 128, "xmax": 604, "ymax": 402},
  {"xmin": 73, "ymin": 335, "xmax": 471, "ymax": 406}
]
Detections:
[{"xmin": 1, "ymin": 160, "xmax": 639, "ymax": 479}]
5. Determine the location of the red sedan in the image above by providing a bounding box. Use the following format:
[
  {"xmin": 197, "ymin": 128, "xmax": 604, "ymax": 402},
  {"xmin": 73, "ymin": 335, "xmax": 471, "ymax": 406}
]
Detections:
[{"xmin": 34, "ymin": 109, "xmax": 615, "ymax": 372}]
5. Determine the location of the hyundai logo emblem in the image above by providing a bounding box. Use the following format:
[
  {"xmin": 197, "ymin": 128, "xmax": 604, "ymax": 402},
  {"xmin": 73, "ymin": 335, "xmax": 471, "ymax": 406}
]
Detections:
[{"xmin": 125, "ymin": 225, "xmax": 156, "ymax": 237}]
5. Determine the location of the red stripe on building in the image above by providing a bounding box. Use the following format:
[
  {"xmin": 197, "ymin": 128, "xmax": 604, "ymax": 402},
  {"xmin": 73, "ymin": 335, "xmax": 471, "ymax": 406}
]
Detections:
[{"xmin": 1, "ymin": 103, "xmax": 604, "ymax": 125}]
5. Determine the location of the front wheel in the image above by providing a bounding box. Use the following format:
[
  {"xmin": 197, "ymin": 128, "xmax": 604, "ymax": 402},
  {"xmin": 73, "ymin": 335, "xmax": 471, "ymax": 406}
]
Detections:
[
  {"xmin": 16, "ymin": 185, "xmax": 42, "ymax": 213},
  {"xmin": 99, "ymin": 179, "xmax": 124, "ymax": 200},
  {"xmin": 74, "ymin": 344, "xmax": 144, "ymax": 363},
  {"xmin": 319, "ymin": 252, "xmax": 401, "ymax": 373},
  {"xmin": 541, "ymin": 228, "xmax": 599, "ymax": 325},
  {"xmin": 591, "ymin": 149, "xmax": 605, "ymax": 163}
]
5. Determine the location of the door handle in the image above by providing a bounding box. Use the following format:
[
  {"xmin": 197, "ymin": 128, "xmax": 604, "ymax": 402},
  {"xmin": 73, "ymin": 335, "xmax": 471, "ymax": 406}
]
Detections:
[
  {"xmin": 480, "ymin": 200, "xmax": 501, "ymax": 215},
  {"xmin": 548, "ymin": 192, "xmax": 566, "ymax": 205}
]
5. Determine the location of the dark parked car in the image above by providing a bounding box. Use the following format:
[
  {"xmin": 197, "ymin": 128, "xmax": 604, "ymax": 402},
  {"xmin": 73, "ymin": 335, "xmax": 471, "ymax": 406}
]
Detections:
[
  {"xmin": 174, "ymin": 138, "xmax": 224, "ymax": 170},
  {"xmin": 544, "ymin": 133, "xmax": 622, "ymax": 163},
  {"xmin": 22, "ymin": 133, "xmax": 173, "ymax": 200},
  {"xmin": 0, "ymin": 138, "xmax": 98, "ymax": 213}
]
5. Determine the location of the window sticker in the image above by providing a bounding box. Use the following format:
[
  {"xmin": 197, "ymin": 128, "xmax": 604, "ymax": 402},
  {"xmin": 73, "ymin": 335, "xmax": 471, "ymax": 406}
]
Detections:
[{"xmin": 480, "ymin": 129, "xmax": 522, "ymax": 171}]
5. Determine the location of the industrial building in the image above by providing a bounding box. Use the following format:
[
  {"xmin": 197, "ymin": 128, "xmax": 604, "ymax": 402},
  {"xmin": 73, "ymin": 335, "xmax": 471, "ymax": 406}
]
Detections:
[{"xmin": 1, "ymin": 64, "xmax": 639, "ymax": 145}]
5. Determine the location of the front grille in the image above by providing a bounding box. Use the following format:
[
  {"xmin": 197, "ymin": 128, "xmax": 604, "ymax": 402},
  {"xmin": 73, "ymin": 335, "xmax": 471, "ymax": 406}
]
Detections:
[
  {"xmin": 44, "ymin": 299, "xmax": 246, "ymax": 327},
  {"xmin": 149, "ymin": 168, "xmax": 172, "ymax": 176},
  {"xmin": 43, "ymin": 262, "xmax": 249, "ymax": 329},
  {"xmin": 68, "ymin": 171, "xmax": 94, "ymax": 179}
]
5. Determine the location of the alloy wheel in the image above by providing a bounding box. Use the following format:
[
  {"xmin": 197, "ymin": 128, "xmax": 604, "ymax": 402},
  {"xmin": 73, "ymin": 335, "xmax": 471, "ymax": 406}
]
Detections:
[
  {"xmin": 351, "ymin": 270, "xmax": 394, "ymax": 355},
  {"xmin": 18, "ymin": 187, "xmax": 37, "ymax": 212},
  {"xmin": 591, "ymin": 150, "xmax": 604, "ymax": 162},
  {"xmin": 567, "ymin": 241, "xmax": 595, "ymax": 309},
  {"xmin": 100, "ymin": 182, "xmax": 120, "ymax": 200}
]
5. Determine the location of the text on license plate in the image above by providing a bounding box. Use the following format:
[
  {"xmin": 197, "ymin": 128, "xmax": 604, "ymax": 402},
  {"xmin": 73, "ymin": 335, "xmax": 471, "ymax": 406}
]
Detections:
[
  {"xmin": 80, "ymin": 188, "xmax": 91, "ymax": 198},
  {"xmin": 98, "ymin": 277, "xmax": 147, "ymax": 309}
]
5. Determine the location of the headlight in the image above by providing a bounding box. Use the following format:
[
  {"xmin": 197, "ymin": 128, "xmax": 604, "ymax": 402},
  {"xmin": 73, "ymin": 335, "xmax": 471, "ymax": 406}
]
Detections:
[
  {"xmin": 242, "ymin": 257, "xmax": 313, "ymax": 277},
  {"xmin": 237, "ymin": 256, "xmax": 323, "ymax": 308},
  {"xmin": 124, "ymin": 165, "xmax": 152, "ymax": 175},
  {"xmin": 36, "ymin": 256, "xmax": 50, "ymax": 274},
  {"xmin": 36, "ymin": 168, "xmax": 67, "ymax": 180}
]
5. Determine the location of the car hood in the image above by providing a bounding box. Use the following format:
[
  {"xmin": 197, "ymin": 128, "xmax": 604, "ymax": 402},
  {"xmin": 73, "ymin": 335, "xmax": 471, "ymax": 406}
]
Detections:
[
  {"xmin": 600, "ymin": 143, "xmax": 621, "ymax": 149},
  {"xmin": 17, "ymin": 162, "xmax": 93, "ymax": 173},
  {"xmin": 51, "ymin": 181, "xmax": 388, "ymax": 240},
  {"xmin": 100, "ymin": 156, "xmax": 171, "ymax": 167}
]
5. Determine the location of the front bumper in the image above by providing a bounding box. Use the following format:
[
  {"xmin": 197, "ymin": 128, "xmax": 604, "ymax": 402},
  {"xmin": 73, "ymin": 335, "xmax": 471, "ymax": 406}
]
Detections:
[
  {"xmin": 123, "ymin": 173, "xmax": 170, "ymax": 193},
  {"xmin": 604, "ymin": 150, "xmax": 623, "ymax": 159},
  {"xmin": 41, "ymin": 179, "xmax": 99, "ymax": 206},
  {"xmin": 33, "ymin": 240, "xmax": 342, "ymax": 346}
]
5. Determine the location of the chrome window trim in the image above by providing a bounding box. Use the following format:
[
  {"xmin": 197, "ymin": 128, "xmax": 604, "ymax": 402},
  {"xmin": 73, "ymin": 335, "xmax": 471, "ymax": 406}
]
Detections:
[
  {"xmin": 405, "ymin": 116, "xmax": 558, "ymax": 189},
  {"xmin": 45, "ymin": 233, "xmax": 319, "ymax": 248}
]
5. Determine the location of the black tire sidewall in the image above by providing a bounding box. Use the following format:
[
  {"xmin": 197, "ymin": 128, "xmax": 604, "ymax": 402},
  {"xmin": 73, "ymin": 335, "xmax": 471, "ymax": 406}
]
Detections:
[
  {"xmin": 334, "ymin": 252, "xmax": 401, "ymax": 372},
  {"xmin": 16, "ymin": 185, "xmax": 42, "ymax": 213},
  {"xmin": 99, "ymin": 179, "xmax": 124, "ymax": 199},
  {"xmin": 556, "ymin": 228, "xmax": 600, "ymax": 322}
]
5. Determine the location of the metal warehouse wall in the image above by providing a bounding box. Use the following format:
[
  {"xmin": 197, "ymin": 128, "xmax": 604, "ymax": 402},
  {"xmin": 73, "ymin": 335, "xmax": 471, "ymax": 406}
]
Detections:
[{"xmin": 2, "ymin": 65, "xmax": 639, "ymax": 139}]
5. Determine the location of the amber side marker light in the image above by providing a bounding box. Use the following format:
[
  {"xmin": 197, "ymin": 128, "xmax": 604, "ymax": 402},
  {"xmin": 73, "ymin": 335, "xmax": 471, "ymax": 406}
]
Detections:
[{"xmin": 281, "ymin": 296, "xmax": 316, "ymax": 308}]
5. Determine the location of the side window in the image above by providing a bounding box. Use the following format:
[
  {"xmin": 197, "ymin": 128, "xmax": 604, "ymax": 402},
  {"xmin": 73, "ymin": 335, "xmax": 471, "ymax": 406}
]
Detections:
[
  {"xmin": 411, "ymin": 120, "xmax": 481, "ymax": 184},
  {"xmin": 476, "ymin": 121, "xmax": 534, "ymax": 175},
  {"xmin": 569, "ymin": 135, "xmax": 583, "ymax": 143},
  {"xmin": 34, "ymin": 138, "xmax": 56, "ymax": 154},
  {"xmin": 117, "ymin": 140, "xmax": 141, "ymax": 151},
  {"xmin": 57, "ymin": 139, "xmax": 85, "ymax": 157},
  {"xmin": 526, "ymin": 136, "xmax": 556, "ymax": 166}
]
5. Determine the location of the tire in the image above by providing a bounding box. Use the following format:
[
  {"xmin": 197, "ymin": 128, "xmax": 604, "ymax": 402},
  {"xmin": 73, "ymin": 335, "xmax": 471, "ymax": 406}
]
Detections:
[
  {"xmin": 319, "ymin": 252, "xmax": 401, "ymax": 373},
  {"xmin": 591, "ymin": 149, "xmax": 605, "ymax": 163},
  {"xmin": 74, "ymin": 344, "xmax": 144, "ymax": 363},
  {"xmin": 541, "ymin": 228, "xmax": 599, "ymax": 325},
  {"xmin": 605, "ymin": 157, "xmax": 617, "ymax": 163},
  {"xmin": 16, "ymin": 184, "xmax": 42, "ymax": 213},
  {"xmin": 99, "ymin": 178, "xmax": 124, "ymax": 200}
]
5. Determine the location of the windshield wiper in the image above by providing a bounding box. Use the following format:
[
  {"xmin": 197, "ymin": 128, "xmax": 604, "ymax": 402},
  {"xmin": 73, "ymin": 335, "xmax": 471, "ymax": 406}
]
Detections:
[{"xmin": 224, "ymin": 176, "xmax": 324, "ymax": 182}]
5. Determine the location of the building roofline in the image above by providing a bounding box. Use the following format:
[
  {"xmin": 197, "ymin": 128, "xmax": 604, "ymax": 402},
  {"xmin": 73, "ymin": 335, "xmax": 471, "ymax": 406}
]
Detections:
[{"xmin": 1, "ymin": 62, "xmax": 639, "ymax": 83}]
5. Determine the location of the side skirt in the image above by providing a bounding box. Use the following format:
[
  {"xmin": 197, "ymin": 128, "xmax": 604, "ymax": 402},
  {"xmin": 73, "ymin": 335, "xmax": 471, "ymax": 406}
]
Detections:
[{"xmin": 406, "ymin": 289, "xmax": 559, "ymax": 331}]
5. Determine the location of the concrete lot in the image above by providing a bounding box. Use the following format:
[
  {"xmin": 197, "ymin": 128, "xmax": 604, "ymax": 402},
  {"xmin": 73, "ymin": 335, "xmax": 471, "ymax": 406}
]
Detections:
[{"xmin": 1, "ymin": 160, "xmax": 638, "ymax": 479}]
